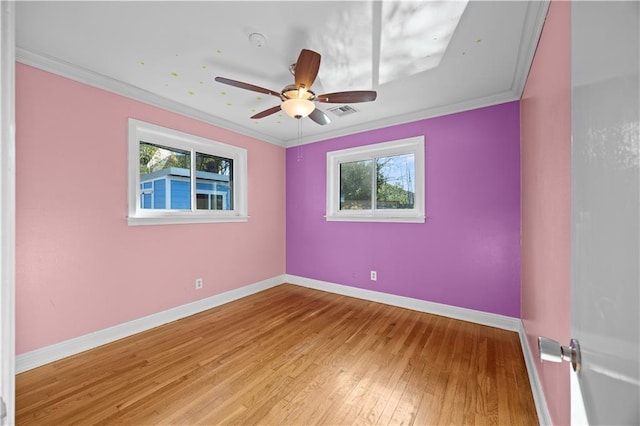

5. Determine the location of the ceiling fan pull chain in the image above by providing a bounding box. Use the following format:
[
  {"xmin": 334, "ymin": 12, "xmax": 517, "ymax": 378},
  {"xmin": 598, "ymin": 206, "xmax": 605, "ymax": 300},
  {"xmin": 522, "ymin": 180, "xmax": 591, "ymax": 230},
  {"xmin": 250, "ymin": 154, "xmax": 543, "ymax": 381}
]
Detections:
[{"xmin": 297, "ymin": 120, "xmax": 303, "ymax": 162}]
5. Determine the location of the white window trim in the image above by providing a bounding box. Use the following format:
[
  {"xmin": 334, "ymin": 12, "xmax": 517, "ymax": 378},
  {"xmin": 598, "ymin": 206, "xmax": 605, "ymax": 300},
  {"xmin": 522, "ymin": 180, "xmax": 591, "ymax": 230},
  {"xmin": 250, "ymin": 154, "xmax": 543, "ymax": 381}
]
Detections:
[
  {"xmin": 326, "ymin": 136, "xmax": 425, "ymax": 223},
  {"xmin": 128, "ymin": 118, "xmax": 248, "ymax": 226}
]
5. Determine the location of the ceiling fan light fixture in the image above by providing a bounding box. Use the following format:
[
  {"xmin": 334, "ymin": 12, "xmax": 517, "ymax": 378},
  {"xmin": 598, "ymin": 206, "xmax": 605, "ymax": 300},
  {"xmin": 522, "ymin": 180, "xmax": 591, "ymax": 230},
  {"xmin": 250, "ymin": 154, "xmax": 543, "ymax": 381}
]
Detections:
[{"xmin": 282, "ymin": 98, "xmax": 315, "ymax": 119}]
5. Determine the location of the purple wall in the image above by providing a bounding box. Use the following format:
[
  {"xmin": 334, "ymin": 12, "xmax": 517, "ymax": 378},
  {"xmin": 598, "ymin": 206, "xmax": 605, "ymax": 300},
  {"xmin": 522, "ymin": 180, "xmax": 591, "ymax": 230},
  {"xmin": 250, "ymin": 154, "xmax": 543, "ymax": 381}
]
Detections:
[{"xmin": 286, "ymin": 101, "xmax": 521, "ymax": 317}]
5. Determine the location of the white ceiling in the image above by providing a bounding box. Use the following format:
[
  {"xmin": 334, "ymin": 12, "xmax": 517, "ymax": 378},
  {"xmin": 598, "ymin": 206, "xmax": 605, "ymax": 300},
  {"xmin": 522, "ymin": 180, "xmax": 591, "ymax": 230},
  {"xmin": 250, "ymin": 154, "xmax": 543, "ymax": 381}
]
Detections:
[{"xmin": 15, "ymin": 1, "xmax": 549, "ymax": 147}]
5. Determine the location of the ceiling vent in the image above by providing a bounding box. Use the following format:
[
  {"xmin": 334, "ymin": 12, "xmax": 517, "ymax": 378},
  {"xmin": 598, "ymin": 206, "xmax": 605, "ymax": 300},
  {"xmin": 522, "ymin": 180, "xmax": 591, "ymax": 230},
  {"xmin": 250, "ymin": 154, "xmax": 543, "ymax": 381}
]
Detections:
[{"xmin": 327, "ymin": 105, "xmax": 358, "ymax": 117}]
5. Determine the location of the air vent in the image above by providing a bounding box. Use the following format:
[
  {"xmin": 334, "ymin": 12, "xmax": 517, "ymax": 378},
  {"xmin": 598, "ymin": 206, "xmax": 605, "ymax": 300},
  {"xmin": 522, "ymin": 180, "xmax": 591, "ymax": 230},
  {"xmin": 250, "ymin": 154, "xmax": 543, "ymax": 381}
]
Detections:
[{"xmin": 327, "ymin": 105, "xmax": 359, "ymax": 117}]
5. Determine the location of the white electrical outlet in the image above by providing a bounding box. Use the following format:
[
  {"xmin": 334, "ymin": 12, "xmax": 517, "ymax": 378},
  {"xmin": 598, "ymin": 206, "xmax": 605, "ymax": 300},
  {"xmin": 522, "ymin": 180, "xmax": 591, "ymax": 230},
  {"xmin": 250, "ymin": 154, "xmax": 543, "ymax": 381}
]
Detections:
[
  {"xmin": 195, "ymin": 278, "xmax": 203, "ymax": 289},
  {"xmin": 370, "ymin": 271, "xmax": 377, "ymax": 281}
]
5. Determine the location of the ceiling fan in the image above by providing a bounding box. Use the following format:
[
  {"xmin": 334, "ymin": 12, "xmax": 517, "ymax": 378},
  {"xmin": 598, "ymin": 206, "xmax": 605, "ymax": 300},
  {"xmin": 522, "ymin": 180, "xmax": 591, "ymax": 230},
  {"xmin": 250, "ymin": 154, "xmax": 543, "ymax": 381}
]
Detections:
[{"xmin": 215, "ymin": 49, "xmax": 377, "ymax": 126}]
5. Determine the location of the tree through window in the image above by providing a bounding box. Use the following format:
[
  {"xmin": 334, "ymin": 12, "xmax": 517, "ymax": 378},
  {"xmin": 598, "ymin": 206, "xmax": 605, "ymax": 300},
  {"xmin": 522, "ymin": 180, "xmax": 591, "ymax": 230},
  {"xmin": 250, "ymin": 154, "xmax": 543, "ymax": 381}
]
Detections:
[
  {"xmin": 128, "ymin": 119, "xmax": 247, "ymax": 225},
  {"xmin": 327, "ymin": 136, "xmax": 425, "ymax": 223}
]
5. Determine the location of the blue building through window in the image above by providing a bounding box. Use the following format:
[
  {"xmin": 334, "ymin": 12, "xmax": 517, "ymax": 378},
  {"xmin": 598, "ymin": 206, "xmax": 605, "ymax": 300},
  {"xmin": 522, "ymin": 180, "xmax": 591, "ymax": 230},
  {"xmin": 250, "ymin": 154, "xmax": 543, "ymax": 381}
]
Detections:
[{"xmin": 139, "ymin": 167, "xmax": 231, "ymax": 210}]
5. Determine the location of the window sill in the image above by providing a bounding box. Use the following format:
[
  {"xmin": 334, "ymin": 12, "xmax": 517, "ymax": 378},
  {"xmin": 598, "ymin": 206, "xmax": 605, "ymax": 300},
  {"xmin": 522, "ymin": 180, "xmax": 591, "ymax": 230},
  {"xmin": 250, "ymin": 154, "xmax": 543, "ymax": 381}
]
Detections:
[
  {"xmin": 127, "ymin": 215, "xmax": 249, "ymax": 226},
  {"xmin": 325, "ymin": 214, "xmax": 425, "ymax": 223}
]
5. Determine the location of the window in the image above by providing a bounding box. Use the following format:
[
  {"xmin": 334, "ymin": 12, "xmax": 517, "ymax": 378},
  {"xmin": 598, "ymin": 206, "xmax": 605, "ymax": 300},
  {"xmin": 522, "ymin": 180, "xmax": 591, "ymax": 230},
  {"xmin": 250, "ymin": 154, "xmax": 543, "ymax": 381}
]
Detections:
[
  {"xmin": 326, "ymin": 136, "xmax": 425, "ymax": 223},
  {"xmin": 128, "ymin": 119, "xmax": 247, "ymax": 225}
]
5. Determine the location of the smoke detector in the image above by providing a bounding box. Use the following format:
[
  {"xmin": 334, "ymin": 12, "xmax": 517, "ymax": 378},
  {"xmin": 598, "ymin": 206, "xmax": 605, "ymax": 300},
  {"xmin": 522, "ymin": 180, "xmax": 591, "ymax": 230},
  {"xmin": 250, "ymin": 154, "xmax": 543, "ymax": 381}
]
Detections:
[{"xmin": 248, "ymin": 33, "xmax": 266, "ymax": 48}]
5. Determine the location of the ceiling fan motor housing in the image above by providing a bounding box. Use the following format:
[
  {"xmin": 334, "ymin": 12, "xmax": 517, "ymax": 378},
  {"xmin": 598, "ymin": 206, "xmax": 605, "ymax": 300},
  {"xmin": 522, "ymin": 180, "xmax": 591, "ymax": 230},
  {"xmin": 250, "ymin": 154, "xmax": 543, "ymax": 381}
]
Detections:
[{"xmin": 281, "ymin": 84, "xmax": 315, "ymax": 102}]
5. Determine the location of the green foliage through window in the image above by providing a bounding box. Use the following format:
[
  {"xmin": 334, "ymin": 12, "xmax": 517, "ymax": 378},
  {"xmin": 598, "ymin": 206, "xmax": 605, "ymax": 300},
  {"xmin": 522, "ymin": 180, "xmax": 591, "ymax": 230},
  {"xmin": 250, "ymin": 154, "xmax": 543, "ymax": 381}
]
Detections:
[
  {"xmin": 340, "ymin": 160, "xmax": 372, "ymax": 209},
  {"xmin": 140, "ymin": 142, "xmax": 189, "ymax": 174},
  {"xmin": 376, "ymin": 154, "xmax": 415, "ymax": 209},
  {"xmin": 339, "ymin": 154, "xmax": 415, "ymax": 210}
]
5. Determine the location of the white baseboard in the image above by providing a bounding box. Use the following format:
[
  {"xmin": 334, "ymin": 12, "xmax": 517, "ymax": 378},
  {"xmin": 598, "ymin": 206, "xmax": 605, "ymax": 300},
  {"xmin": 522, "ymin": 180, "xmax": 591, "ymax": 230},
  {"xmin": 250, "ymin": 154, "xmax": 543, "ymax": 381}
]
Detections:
[
  {"xmin": 16, "ymin": 275, "xmax": 285, "ymax": 373},
  {"xmin": 285, "ymin": 275, "xmax": 550, "ymax": 425},
  {"xmin": 284, "ymin": 274, "xmax": 521, "ymax": 332},
  {"xmin": 16, "ymin": 272, "xmax": 551, "ymax": 426},
  {"xmin": 517, "ymin": 322, "xmax": 552, "ymax": 425}
]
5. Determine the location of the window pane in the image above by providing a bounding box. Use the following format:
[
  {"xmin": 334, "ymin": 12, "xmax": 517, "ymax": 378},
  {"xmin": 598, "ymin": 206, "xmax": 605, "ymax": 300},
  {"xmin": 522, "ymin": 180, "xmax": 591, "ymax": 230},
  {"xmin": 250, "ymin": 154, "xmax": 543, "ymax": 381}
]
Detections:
[
  {"xmin": 376, "ymin": 154, "xmax": 415, "ymax": 209},
  {"xmin": 139, "ymin": 142, "xmax": 190, "ymax": 210},
  {"xmin": 196, "ymin": 193, "xmax": 210, "ymax": 209},
  {"xmin": 170, "ymin": 180, "xmax": 191, "ymax": 209},
  {"xmin": 195, "ymin": 152, "xmax": 233, "ymax": 210},
  {"xmin": 340, "ymin": 160, "xmax": 373, "ymax": 210}
]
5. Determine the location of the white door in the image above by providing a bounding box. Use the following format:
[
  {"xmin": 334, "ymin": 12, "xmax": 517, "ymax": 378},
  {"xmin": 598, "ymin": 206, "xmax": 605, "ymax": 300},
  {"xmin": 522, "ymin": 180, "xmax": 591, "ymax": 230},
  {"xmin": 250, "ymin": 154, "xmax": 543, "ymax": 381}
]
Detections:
[
  {"xmin": 571, "ymin": 1, "xmax": 639, "ymax": 424},
  {"xmin": 0, "ymin": 2, "xmax": 15, "ymax": 425}
]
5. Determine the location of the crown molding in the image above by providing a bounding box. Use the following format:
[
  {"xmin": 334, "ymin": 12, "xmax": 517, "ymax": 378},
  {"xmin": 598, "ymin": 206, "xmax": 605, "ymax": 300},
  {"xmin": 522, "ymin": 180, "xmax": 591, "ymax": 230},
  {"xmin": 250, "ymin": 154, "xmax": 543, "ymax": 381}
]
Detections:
[
  {"xmin": 17, "ymin": 46, "xmax": 518, "ymax": 149},
  {"xmin": 285, "ymin": 89, "xmax": 519, "ymax": 147},
  {"xmin": 510, "ymin": 0, "xmax": 551, "ymax": 98},
  {"xmin": 17, "ymin": 0, "xmax": 548, "ymax": 149},
  {"xmin": 15, "ymin": 47, "xmax": 286, "ymax": 147}
]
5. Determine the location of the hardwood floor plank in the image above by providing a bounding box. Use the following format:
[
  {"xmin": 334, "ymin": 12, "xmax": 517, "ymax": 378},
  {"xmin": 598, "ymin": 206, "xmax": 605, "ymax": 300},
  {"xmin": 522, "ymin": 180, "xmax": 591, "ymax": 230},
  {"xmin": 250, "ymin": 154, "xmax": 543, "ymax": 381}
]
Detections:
[{"xmin": 16, "ymin": 284, "xmax": 538, "ymax": 425}]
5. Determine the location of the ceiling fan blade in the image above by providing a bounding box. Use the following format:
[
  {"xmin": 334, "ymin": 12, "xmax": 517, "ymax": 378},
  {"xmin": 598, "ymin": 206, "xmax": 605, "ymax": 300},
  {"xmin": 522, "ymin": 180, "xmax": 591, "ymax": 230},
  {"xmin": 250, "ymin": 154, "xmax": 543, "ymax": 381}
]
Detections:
[
  {"xmin": 215, "ymin": 77, "xmax": 281, "ymax": 98},
  {"xmin": 308, "ymin": 108, "xmax": 331, "ymax": 126},
  {"xmin": 251, "ymin": 105, "xmax": 282, "ymax": 119},
  {"xmin": 317, "ymin": 91, "xmax": 377, "ymax": 104},
  {"xmin": 294, "ymin": 49, "xmax": 321, "ymax": 90}
]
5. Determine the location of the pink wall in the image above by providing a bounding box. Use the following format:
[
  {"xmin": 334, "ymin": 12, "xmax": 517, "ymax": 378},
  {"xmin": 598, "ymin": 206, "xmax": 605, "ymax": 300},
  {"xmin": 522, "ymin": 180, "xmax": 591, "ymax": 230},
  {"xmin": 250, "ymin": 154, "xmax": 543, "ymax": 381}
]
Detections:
[
  {"xmin": 15, "ymin": 64, "xmax": 286, "ymax": 354},
  {"xmin": 520, "ymin": 1, "xmax": 571, "ymax": 424},
  {"xmin": 286, "ymin": 102, "xmax": 521, "ymax": 317}
]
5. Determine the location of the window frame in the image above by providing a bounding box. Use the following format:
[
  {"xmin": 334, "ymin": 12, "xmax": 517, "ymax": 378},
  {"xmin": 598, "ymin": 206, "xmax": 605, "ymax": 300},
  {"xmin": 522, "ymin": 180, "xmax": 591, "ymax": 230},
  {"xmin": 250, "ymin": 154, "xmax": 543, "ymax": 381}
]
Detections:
[
  {"xmin": 326, "ymin": 136, "xmax": 425, "ymax": 223},
  {"xmin": 128, "ymin": 118, "xmax": 248, "ymax": 226}
]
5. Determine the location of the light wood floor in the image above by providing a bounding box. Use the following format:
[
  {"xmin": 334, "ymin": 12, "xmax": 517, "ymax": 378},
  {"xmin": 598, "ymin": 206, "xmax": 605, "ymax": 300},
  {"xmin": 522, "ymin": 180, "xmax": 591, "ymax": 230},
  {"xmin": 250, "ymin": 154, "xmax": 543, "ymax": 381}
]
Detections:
[{"xmin": 17, "ymin": 284, "xmax": 538, "ymax": 425}]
